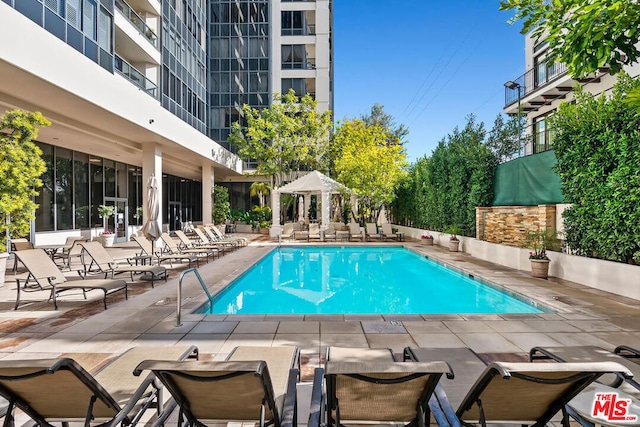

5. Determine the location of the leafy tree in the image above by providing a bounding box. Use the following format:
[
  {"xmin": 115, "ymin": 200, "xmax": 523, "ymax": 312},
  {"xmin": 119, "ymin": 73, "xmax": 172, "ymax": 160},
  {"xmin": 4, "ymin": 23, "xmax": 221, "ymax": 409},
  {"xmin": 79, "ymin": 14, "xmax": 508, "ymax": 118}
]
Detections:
[
  {"xmin": 332, "ymin": 118, "xmax": 408, "ymax": 223},
  {"xmin": 0, "ymin": 110, "xmax": 49, "ymax": 252},
  {"xmin": 212, "ymin": 185, "xmax": 231, "ymax": 225},
  {"xmin": 499, "ymin": 0, "xmax": 640, "ymax": 108},
  {"xmin": 228, "ymin": 90, "xmax": 333, "ymax": 188},
  {"xmin": 551, "ymin": 74, "xmax": 640, "ymax": 264},
  {"xmin": 486, "ymin": 114, "xmax": 524, "ymax": 163}
]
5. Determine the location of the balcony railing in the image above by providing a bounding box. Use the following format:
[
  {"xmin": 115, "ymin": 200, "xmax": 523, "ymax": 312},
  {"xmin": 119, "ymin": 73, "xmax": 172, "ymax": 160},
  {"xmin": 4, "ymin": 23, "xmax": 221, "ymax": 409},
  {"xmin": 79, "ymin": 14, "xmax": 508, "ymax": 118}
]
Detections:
[
  {"xmin": 504, "ymin": 62, "xmax": 568, "ymax": 106},
  {"xmin": 114, "ymin": 54, "xmax": 158, "ymax": 98},
  {"xmin": 281, "ymin": 24, "xmax": 316, "ymax": 36},
  {"xmin": 281, "ymin": 58, "xmax": 316, "ymax": 69},
  {"xmin": 115, "ymin": 0, "xmax": 158, "ymax": 49}
]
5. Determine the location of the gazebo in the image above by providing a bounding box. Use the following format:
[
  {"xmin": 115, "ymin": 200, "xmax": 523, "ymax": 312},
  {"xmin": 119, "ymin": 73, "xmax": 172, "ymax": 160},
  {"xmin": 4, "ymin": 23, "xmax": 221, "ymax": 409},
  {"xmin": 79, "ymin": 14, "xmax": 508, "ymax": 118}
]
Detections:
[{"xmin": 270, "ymin": 171, "xmax": 355, "ymax": 237}]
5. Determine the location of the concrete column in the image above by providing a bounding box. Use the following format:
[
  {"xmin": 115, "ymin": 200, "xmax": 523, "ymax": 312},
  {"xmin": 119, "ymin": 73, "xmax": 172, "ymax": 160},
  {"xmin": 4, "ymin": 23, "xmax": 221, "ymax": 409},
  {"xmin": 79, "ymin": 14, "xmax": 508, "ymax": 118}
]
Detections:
[
  {"xmin": 202, "ymin": 162, "xmax": 214, "ymax": 225},
  {"xmin": 538, "ymin": 204, "xmax": 557, "ymax": 231},
  {"xmin": 270, "ymin": 190, "xmax": 282, "ymax": 238},
  {"xmin": 142, "ymin": 142, "xmax": 162, "ymax": 231}
]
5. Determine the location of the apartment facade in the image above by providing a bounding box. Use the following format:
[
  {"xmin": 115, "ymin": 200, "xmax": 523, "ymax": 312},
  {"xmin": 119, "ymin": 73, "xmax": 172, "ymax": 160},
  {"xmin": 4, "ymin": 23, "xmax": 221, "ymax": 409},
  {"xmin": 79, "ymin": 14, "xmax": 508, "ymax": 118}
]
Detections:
[
  {"xmin": 0, "ymin": 0, "xmax": 333, "ymax": 244},
  {"xmin": 503, "ymin": 33, "xmax": 640, "ymax": 156}
]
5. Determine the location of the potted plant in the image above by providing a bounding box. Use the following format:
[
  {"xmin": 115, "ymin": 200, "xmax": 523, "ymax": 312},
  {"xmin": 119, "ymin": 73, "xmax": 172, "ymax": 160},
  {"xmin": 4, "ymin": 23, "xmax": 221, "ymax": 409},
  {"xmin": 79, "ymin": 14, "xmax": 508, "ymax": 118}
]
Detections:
[
  {"xmin": 97, "ymin": 205, "xmax": 116, "ymax": 246},
  {"xmin": 421, "ymin": 234, "xmax": 433, "ymax": 246},
  {"xmin": 0, "ymin": 110, "xmax": 49, "ymax": 286},
  {"xmin": 445, "ymin": 225, "xmax": 462, "ymax": 252},
  {"xmin": 523, "ymin": 228, "xmax": 561, "ymax": 279},
  {"xmin": 100, "ymin": 230, "xmax": 115, "ymax": 247}
]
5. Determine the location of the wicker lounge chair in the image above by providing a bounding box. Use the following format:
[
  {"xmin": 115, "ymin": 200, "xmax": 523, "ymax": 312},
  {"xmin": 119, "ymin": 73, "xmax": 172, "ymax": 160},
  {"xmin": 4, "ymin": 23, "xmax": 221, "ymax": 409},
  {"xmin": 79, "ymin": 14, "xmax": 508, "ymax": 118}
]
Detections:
[
  {"xmin": 159, "ymin": 233, "xmax": 215, "ymax": 263},
  {"xmin": 13, "ymin": 249, "xmax": 127, "ymax": 310},
  {"xmin": 78, "ymin": 242, "xmax": 167, "ymax": 287},
  {"xmin": 135, "ymin": 346, "xmax": 299, "ymax": 427},
  {"xmin": 308, "ymin": 346, "xmax": 452, "ymax": 427},
  {"xmin": 530, "ymin": 345, "xmax": 640, "ymax": 393},
  {"xmin": 348, "ymin": 222, "xmax": 364, "ymax": 241},
  {"xmin": 131, "ymin": 235, "xmax": 199, "ymax": 268},
  {"xmin": 174, "ymin": 230, "xmax": 224, "ymax": 257},
  {"xmin": 0, "ymin": 345, "xmax": 198, "ymax": 427}
]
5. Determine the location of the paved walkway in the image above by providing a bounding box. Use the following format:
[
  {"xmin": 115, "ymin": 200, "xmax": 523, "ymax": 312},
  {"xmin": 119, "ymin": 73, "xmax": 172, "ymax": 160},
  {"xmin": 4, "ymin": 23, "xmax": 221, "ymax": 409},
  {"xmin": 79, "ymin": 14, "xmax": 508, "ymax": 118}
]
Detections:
[{"xmin": 1, "ymin": 235, "xmax": 640, "ymax": 424}]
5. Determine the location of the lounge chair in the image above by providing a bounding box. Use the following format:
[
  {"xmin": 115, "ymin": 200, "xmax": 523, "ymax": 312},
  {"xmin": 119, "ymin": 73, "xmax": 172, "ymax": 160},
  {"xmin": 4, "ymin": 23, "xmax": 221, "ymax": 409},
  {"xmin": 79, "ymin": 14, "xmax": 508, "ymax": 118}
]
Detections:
[
  {"xmin": 13, "ymin": 249, "xmax": 128, "ymax": 310},
  {"xmin": 365, "ymin": 223, "xmax": 382, "ymax": 241},
  {"xmin": 348, "ymin": 222, "xmax": 364, "ymax": 241},
  {"xmin": 200, "ymin": 225, "xmax": 241, "ymax": 249},
  {"xmin": 280, "ymin": 223, "xmax": 298, "ymax": 242},
  {"xmin": 530, "ymin": 345, "xmax": 640, "ymax": 393},
  {"xmin": 131, "ymin": 235, "xmax": 199, "ymax": 268},
  {"xmin": 10, "ymin": 238, "xmax": 34, "ymax": 272},
  {"xmin": 455, "ymin": 361, "xmax": 631, "ymax": 427},
  {"xmin": 308, "ymin": 346, "xmax": 452, "ymax": 427},
  {"xmin": 52, "ymin": 237, "xmax": 87, "ymax": 270},
  {"xmin": 0, "ymin": 345, "xmax": 198, "ymax": 427},
  {"xmin": 308, "ymin": 223, "xmax": 321, "ymax": 241},
  {"xmin": 135, "ymin": 346, "xmax": 299, "ymax": 427},
  {"xmin": 159, "ymin": 233, "xmax": 214, "ymax": 263},
  {"xmin": 210, "ymin": 224, "xmax": 247, "ymax": 247},
  {"xmin": 323, "ymin": 224, "xmax": 337, "ymax": 241},
  {"xmin": 174, "ymin": 230, "xmax": 224, "ymax": 257},
  {"xmin": 193, "ymin": 228, "xmax": 235, "ymax": 253},
  {"xmin": 380, "ymin": 223, "xmax": 400, "ymax": 241},
  {"xmin": 78, "ymin": 242, "xmax": 167, "ymax": 287}
]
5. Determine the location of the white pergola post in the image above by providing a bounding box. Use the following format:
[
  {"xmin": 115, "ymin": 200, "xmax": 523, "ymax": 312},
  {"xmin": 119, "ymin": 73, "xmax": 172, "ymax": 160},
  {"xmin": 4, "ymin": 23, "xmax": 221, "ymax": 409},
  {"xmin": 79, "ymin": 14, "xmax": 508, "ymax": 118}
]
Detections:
[
  {"xmin": 321, "ymin": 190, "xmax": 330, "ymax": 230},
  {"xmin": 270, "ymin": 190, "xmax": 282, "ymax": 238},
  {"xmin": 304, "ymin": 194, "xmax": 312, "ymax": 222}
]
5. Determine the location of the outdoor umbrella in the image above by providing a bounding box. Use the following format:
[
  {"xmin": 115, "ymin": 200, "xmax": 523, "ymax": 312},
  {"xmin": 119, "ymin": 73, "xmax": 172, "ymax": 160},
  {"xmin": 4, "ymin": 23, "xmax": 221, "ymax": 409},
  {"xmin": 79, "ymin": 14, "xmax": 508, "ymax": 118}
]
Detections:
[
  {"xmin": 298, "ymin": 196, "xmax": 305, "ymax": 223},
  {"xmin": 141, "ymin": 174, "xmax": 161, "ymax": 263}
]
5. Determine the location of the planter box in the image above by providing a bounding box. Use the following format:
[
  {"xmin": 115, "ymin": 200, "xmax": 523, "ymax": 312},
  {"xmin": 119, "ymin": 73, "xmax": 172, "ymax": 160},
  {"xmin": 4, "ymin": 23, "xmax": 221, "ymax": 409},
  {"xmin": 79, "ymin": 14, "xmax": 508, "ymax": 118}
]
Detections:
[
  {"xmin": 448, "ymin": 240, "xmax": 460, "ymax": 252},
  {"xmin": 530, "ymin": 259, "xmax": 550, "ymax": 279},
  {"xmin": 421, "ymin": 238, "xmax": 433, "ymax": 246}
]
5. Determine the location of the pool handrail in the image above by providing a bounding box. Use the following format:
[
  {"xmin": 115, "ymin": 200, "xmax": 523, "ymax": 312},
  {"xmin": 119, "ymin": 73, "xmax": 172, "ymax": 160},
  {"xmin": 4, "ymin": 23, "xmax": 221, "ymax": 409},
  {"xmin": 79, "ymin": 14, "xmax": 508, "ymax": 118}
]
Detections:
[{"xmin": 177, "ymin": 268, "xmax": 213, "ymax": 326}]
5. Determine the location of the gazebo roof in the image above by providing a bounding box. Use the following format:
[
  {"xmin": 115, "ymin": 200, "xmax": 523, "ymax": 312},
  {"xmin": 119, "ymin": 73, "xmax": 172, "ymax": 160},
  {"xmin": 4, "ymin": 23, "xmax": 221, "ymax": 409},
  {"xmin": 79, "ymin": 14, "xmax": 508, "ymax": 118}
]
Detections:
[{"xmin": 274, "ymin": 170, "xmax": 350, "ymax": 195}]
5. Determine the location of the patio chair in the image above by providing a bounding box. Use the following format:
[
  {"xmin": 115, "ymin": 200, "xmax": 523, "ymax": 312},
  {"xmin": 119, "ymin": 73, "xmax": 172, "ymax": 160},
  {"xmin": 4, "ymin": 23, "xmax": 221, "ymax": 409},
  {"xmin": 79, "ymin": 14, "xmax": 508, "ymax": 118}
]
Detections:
[
  {"xmin": 0, "ymin": 345, "xmax": 198, "ymax": 427},
  {"xmin": 380, "ymin": 223, "xmax": 400, "ymax": 241},
  {"xmin": 78, "ymin": 242, "xmax": 167, "ymax": 287},
  {"xmin": 192, "ymin": 228, "xmax": 234, "ymax": 253},
  {"xmin": 455, "ymin": 361, "xmax": 632, "ymax": 427},
  {"xmin": 323, "ymin": 224, "xmax": 337, "ymax": 241},
  {"xmin": 308, "ymin": 223, "xmax": 321, "ymax": 241},
  {"xmin": 280, "ymin": 223, "xmax": 297, "ymax": 242},
  {"xmin": 308, "ymin": 346, "xmax": 453, "ymax": 427},
  {"xmin": 10, "ymin": 238, "xmax": 34, "ymax": 272},
  {"xmin": 174, "ymin": 230, "xmax": 223, "ymax": 257},
  {"xmin": 52, "ymin": 237, "xmax": 87, "ymax": 270},
  {"xmin": 530, "ymin": 345, "xmax": 640, "ymax": 393},
  {"xmin": 13, "ymin": 249, "xmax": 128, "ymax": 310},
  {"xmin": 135, "ymin": 346, "xmax": 299, "ymax": 427},
  {"xmin": 365, "ymin": 223, "xmax": 382, "ymax": 241},
  {"xmin": 159, "ymin": 233, "xmax": 214, "ymax": 263},
  {"xmin": 348, "ymin": 222, "xmax": 364, "ymax": 241},
  {"xmin": 131, "ymin": 235, "xmax": 199, "ymax": 268}
]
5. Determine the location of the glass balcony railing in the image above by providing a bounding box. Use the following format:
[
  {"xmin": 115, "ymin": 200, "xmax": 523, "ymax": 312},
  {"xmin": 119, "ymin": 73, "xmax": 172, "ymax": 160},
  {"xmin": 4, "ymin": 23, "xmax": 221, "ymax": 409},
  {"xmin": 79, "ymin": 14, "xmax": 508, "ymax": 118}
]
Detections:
[
  {"xmin": 115, "ymin": 0, "xmax": 158, "ymax": 49},
  {"xmin": 281, "ymin": 24, "xmax": 316, "ymax": 36},
  {"xmin": 114, "ymin": 54, "xmax": 158, "ymax": 98}
]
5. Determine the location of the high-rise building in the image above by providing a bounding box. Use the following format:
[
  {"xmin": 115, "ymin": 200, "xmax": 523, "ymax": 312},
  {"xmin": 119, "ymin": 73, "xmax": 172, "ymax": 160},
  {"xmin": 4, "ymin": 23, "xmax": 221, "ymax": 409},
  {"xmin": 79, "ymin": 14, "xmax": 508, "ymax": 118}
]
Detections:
[{"xmin": 0, "ymin": 0, "xmax": 333, "ymax": 244}]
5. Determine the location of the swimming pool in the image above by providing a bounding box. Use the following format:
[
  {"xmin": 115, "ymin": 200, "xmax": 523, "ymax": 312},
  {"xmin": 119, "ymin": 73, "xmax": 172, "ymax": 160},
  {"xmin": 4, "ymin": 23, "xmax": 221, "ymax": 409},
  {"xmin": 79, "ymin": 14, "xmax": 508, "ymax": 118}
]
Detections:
[{"xmin": 195, "ymin": 246, "xmax": 546, "ymax": 315}]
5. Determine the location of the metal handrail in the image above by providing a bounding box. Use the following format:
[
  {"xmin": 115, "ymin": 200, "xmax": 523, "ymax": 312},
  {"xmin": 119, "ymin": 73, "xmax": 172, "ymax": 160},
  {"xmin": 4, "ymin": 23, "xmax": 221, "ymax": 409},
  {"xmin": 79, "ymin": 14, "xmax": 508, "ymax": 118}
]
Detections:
[{"xmin": 177, "ymin": 268, "xmax": 212, "ymax": 326}]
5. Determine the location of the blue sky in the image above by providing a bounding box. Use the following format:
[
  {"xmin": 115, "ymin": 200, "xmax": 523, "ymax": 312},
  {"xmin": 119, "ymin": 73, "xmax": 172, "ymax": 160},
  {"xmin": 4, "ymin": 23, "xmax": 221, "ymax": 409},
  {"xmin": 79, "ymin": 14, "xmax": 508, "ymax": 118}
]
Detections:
[{"xmin": 333, "ymin": 1, "xmax": 525, "ymax": 162}]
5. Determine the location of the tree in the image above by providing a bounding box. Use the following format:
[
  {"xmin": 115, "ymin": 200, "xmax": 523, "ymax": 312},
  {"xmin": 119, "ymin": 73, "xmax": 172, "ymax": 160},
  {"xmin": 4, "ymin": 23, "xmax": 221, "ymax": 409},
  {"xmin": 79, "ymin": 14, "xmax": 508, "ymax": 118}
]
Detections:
[
  {"xmin": 332, "ymin": 118, "xmax": 408, "ymax": 223},
  {"xmin": 486, "ymin": 114, "xmax": 524, "ymax": 163},
  {"xmin": 499, "ymin": 0, "xmax": 640, "ymax": 108},
  {"xmin": 249, "ymin": 181, "xmax": 271, "ymax": 207},
  {"xmin": 360, "ymin": 103, "xmax": 409, "ymax": 146},
  {"xmin": 228, "ymin": 90, "xmax": 333, "ymax": 188},
  {"xmin": 0, "ymin": 110, "xmax": 49, "ymax": 252},
  {"xmin": 212, "ymin": 185, "xmax": 231, "ymax": 225}
]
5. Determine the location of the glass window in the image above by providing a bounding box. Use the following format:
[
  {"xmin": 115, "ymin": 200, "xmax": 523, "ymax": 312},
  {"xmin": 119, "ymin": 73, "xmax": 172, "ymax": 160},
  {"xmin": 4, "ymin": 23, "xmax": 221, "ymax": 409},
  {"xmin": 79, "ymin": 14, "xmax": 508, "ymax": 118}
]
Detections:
[
  {"xmin": 90, "ymin": 156, "xmax": 103, "ymax": 227},
  {"xmin": 281, "ymin": 45, "xmax": 305, "ymax": 69},
  {"xmin": 55, "ymin": 147, "xmax": 74, "ymax": 230},
  {"xmin": 116, "ymin": 161, "xmax": 127, "ymax": 198},
  {"xmin": 97, "ymin": 7, "xmax": 111, "ymax": 52},
  {"xmin": 104, "ymin": 159, "xmax": 115, "ymax": 197},
  {"xmin": 35, "ymin": 143, "xmax": 55, "ymax": 232},
  {"xmin": 82, "ymin": 0, "xmax": 96, "ymax": 39},
  {"xmin": 45, "ymin": 0, "xmax": 65, "ymax": 16},
  {"xmin": 74, "ymin": 152, "xmax": 90, "ymax": 229},
  {"xmin": 67, "ymin": 0, "xmax": 81, "ymax": 28},
  {"xmin": 281, "ymin": 11, "xmax": 304, "ymax": 35},
  {"xmin": 281, "ymin": 78, "xmax": 306, "ymax": 97}
]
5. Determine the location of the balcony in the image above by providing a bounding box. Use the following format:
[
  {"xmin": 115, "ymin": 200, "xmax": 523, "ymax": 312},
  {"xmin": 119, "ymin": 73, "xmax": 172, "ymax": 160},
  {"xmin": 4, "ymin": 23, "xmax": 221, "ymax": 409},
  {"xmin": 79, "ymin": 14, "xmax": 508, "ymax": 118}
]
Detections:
[
  {"xmin": 114, "ymin": 54, "xmax": 158, "ymax": 98},
  {"xmin": 504, "ymin": 63, "xmax": 568, "ymax": 107},
  {"xmin": 115, "ymin": 0, "xmax": 158, "ymax": 49}
]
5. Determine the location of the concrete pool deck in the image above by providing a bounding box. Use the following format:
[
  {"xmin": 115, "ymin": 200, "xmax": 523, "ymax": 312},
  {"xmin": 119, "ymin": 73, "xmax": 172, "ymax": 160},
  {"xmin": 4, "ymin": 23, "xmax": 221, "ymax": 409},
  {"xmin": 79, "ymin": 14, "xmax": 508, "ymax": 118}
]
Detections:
[{"xmin": 1, "ymin": 235, "xmax": 639, "ymax": 423}]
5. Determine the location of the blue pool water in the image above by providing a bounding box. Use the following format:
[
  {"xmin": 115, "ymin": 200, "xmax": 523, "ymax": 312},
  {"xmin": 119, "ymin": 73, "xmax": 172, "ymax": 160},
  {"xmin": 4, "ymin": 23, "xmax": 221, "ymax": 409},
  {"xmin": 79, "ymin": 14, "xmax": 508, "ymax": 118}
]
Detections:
[{"xmin": 196, "ymin": 247, "xmax": 546, "ymax": 315}]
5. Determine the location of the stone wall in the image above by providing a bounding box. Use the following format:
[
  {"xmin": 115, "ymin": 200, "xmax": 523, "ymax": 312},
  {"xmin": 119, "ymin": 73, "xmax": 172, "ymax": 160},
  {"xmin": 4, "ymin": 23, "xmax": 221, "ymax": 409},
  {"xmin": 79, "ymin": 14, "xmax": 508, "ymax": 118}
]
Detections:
[{"xmin": 475, "ymin": 205, "xmax": 557, "ymax": 247}]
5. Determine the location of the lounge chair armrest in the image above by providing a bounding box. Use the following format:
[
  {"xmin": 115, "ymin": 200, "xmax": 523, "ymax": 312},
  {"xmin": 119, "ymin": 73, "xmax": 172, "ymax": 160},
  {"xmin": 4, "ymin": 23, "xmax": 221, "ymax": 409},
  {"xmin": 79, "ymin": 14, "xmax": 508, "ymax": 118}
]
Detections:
[
  {"xmin": 326, "ymin": 361, "xmax": 453, "ymax": 377},
  {"xmin": 614, "ymin": 345, "xmax": 640, "ymax": 360},
  {"xmin": 429, "ymin": 384, "xmax": 461, "ymax": 427},
  {"xmin": 529, "ymin": 346, "xmax": 559, "ymax": 362},
  {"xmin": 308, "ymin": 367, "xmax": 324, "ymax": 427},
  {"xmin": 280, "ymin": 368, "xmax": 298, "ymax": 427}
]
